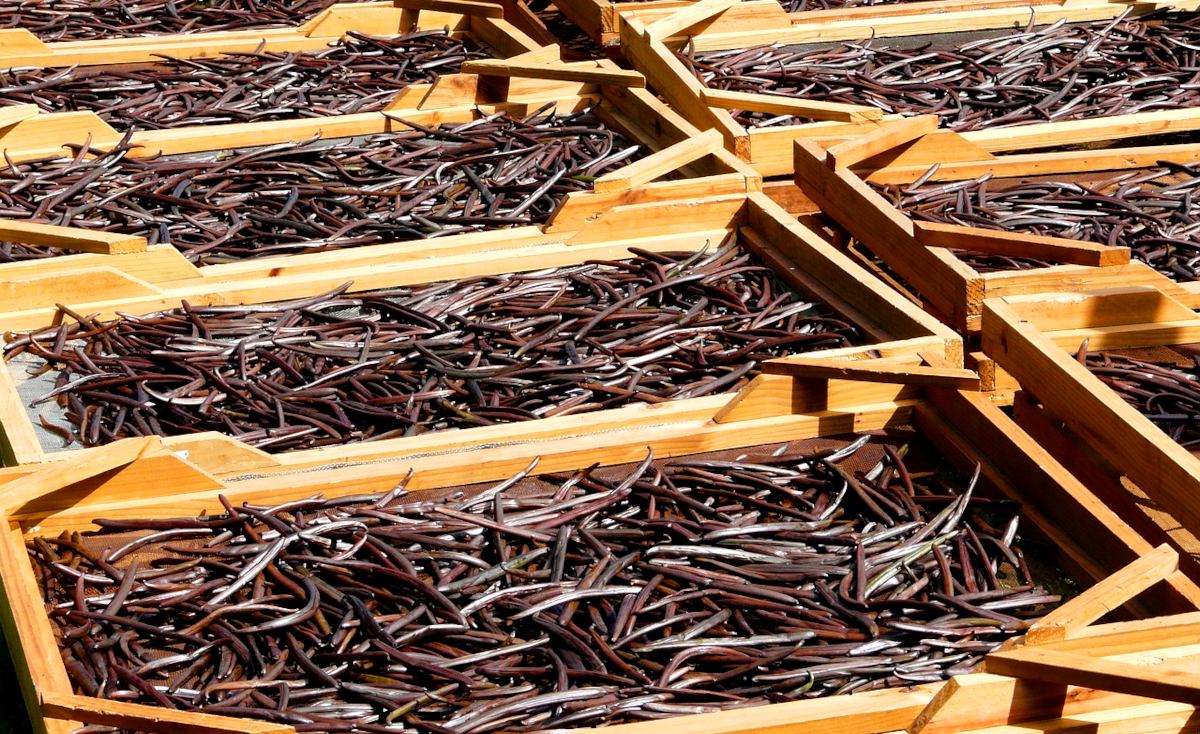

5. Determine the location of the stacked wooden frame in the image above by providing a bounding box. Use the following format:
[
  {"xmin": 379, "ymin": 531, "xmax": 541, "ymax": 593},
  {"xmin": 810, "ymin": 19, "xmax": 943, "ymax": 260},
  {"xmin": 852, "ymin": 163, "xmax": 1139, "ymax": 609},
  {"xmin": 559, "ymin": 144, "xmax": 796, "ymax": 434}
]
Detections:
[
  {"xmin": 1, "ymin": 353, "xmax": 1197, "ymax": 734},
  {"xmin": 0, "ymin": 192, "xmax": 956, "ymax": 466},
  {"xmin": 789, "ymin": 125, "xmax": 1200, "ymax": 332},
  {"xmin": 617, "ymin": 0, "xmax": 1200, "ymax": 176},
  {"xmin": 982, "ymin": 286, "xmax": 1200, "ymax": 573}
]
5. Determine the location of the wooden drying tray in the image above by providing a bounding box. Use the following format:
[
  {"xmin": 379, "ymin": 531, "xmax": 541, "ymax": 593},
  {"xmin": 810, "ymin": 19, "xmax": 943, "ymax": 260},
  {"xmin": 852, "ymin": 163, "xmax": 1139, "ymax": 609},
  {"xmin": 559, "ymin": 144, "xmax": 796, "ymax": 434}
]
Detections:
[
  {"xmin": 618, "ymin": 0, "xmax": 1200, "ymax": 175},
  {"xmin": 0, "ymin": 65, "xmax": 768, "ymax": 289},
  {"xmin": 791, "ymin": 131, "xmax": 1200, "ymax": 333},
  {"xmin": 980, "ymin": 286, "xmax": 1200, "ymax": 582},
  {"xmin": 0, "ymin": 191, "xmax": 956, "ymax": 470},
  {"xmin": 0, "ymin": 354, "xmax": 1195, "ymax": 734}
]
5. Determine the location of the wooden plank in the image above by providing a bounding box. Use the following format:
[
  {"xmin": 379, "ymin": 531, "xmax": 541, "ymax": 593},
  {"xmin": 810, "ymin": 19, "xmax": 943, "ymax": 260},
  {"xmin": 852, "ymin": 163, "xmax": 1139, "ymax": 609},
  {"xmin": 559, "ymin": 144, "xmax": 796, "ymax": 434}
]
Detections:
[
  {"xmin": 964, "ymin": 107, "xmax": 1200, "ymax": 154},
  {"xmin": 853, "ymin": 130, "xmax": 995, "ymax": 172},
  {"xmin": 1009, "ymin": 393, "xmax": 1200, "ymax": 590},
  {"xmin": 461, "ymin": 58, "xmax": 645, "ymax": 86},
  {"xmin": 920, "ymin": 387, "xmax": 1200, "ymax": 616},
  {"xmin": 20, "ymin": 403, "xmax": 920, "ymax": 531},
  {"xmin": 42, "ymin": 694, "xmax": 292, "ymax": 734},
  {"xmin": 643, "ymin": 0, "xmax": 740, "ymax": 42},
  {"xmin": 793, "ymin": 137, "xmax": 981, "ymax": 328},
  {"xmin": 624, "ymin": 0, "xmax": 791, "ymax": 38},
  {"xmin": 702, "ymin": 87, "xmax": 881, "ymax": 123},
  {"xmin": 0, "ymin": 437, "xmax": 164, "ymax": 514},
  {"xmin": 0, "ymin": 29, "xmax": 50, "ymax": 57},
  {"xmin": 0, "ymin": 519, "xmax": 74, "ymax": 734},
  {"xmin": 985, "ymin": 647, "xmax": 1200, "ymax": 706},
  {"xmin": 0, "ymin": 355, "xmax": 42, "ymax": 466},
  {"xmin": 714, "ymin": 373, "xmax": 918, "ymax": 423},
  {"xmin": 982, "ymin": 296, "xmax": 1200, "ymax": 550},
  {"xmin": 0, "ymin": 112, "xmax": 120, "ymax": 162},
  {"xmin": 745, "ymin": 196, "xmax": 961, "ymax": 359},
  {"xmin": 761, "ymin": 357, "xmax": 979, "ymax": 389},
  {"xmin": 567, "ymin": 194, "xmax": 746, "ymax": 245},
  {"xmin": 619, "ymin": 17, "xmax": 748, "ymax": 156},
  {"xmin": 394, "ymin": 0, "xmax": 502, "ymax": 16},
  {"xmin": 0, "ymin": 220, "xmax": 145, "ymax": 255},
  {"xmin": 468, "ymin": 15, "xmax": 546, "ymax": 55},
  {"xmin": 546, "ymin": 175, "xmax": 749, "ymax": 230},
  {"xmin": 592, "ymin": 128, "xmax": 722, "ymax": 192},
  {"xmin": 0, "ymin": 268, "xmax": 161, "ymax": 313},
  {"xmin": 826, "ymin": 115, "xmax": 937, "ymax": 170},
  {"xmin": 1026, "ymin": 544, "xmax": 1180, "ymax": 645},
  {"xmin": 682, "ymin": 4, "xmax": 1137, "ymax": 52},
  {"xmin": 915, "ymin": 221, "xmax": 1130, "ymax": 268},
  {"xmin": 992, "ymin": 286, "xmax": 1198, "ymax": 335},
  {"xmin": 0, "ymin": 105, "xmax": 37, "ymax": 130},
  {"xmin": 300, "ymin": 3, "xmax": 407, "ymax": 36},
  {"xmin": 867, "ymin": 140, "xmax": 1200, "ymax": 185}
]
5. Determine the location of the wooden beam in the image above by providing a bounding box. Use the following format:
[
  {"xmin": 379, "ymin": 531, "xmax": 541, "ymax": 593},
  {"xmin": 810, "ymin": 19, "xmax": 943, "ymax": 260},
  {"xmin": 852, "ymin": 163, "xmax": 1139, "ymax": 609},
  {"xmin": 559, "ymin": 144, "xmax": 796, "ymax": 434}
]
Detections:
[
  {"xmin": 592, "ymin": 128, "xmax": 723, "ymax": 192},
  {"xmin": 393, "ymin": 0, "xmax": 502, "ymax": 16},
  {"xmin": 0, "ymin": 105, "xmax": 38, "ymax": 129},
  {"xmin": 914, "ymin": 221, "xmax": 1130, "ymax": 268},
  {"xmin": 825, "ymin": 115, "xmax": 938, "ymax": 170},
  {"xmin": 42, "ymin": 693, "xmax": 293, "ymax": 734},
  {"xmin": 761, "ymin": 356, "xmax": 980, "ymax": 390},
  {"xmin": 460, "ymin": 58, "xmax": 645, "ymax": 86},
  {"xmin": 1025, "ymin": 544, "xmax": 1180, "ymax": 645},
  {"xmin": 982, "ymin": 296, "xmax": 1200, "ymax": 555},
  {"xmin": 702, "ymin": 87, "xmax": 882, "ymax": 123},
  {"xmin": 0, "ymin": 219, "xmax": 146, "ymax": 255},
  {"xmin": 793, "ymin": 137, "xmax": 980, "ymax": 328},
  {"xmin": 643, "ymin": 0, "xmax": 739, "ymax": 42},
  {"xmin": 986, "ymin": 647, "xmax": 1200, "ymax": 706},
  {"xmin": 0, "ymin": 437, "xmax": 164, "ymax": 515}
]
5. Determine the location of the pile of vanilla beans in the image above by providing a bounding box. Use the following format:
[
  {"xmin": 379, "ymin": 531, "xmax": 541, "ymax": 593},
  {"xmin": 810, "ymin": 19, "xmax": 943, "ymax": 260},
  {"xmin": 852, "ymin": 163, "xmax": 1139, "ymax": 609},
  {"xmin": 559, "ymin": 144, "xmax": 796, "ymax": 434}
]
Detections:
[
  {"xmin": 681, "ymin": 10, "xmax": 1200, "ymax": 131},
  {"xmin": 0, "ymin": 107, "xmax": 642, "ymax": 264},
  {"xmin": 0, "ymin": 31, "xmax": 490, "ymax": 130},
  {"xmin": 32, "ymin": 435, "xmax": 1056, "ymax": 731},
  {"xmin": 9, "ymin": 243, "xmax": 859, "ymax": 452},
  {"xmin": 1078, "ymin": 341, "xmax": 1200, "ymax": 448},
  {"xmin": 877, "ymin": 163, "xmax": 1200, "ymax": 279},
  {"xmin": 0, "ymin": 0, "xmax": 347, "ymax": 41}
]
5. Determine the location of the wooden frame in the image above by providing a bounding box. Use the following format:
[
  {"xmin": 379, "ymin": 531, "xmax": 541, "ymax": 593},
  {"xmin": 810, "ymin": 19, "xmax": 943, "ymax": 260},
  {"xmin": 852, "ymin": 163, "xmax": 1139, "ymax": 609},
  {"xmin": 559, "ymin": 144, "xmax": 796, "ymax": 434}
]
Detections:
[
  {"xmin": 0, "ymin": 191, "xmax": 957, "ymax": 469},
  {"xmin": 791, "ymin": 135, "xmax": 1200, "ymax": 332},
  {"xmin": 548, "ymin": 0, "xmax": 1147, "ymax": 50},
  {"xmin": 981, "ymin": 286, "xmax": 1200, "ymax": 574},
  {"xmin": 1, "ymin": 354, "xmax": 1195, "ymax": 734},
  {"xmin": 618, "ymin": 0, "xmax": 1200, "ymax": 176},
  {"xmin": 0, "ymin": 61, "xmax": 776, "ymax": 301}
]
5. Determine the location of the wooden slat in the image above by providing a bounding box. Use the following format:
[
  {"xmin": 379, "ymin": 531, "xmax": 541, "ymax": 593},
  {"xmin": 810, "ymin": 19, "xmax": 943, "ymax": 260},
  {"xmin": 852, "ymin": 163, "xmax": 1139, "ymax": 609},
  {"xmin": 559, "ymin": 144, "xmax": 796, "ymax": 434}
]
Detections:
[
  {"xmin": 461, "ymin": 58, "xmax": 645, "ymax": 86},
  {"xmin": 0, "ymin": 519, "xmax": 73, "ymax": 734},
  {"xmin": 0, "ymin": 220, "xmax": 145, "ymax": 255},
  {"xmin": 963, "ymin": 107, "xmax": 1200, "ymax": 154},
  {"xmin": 394, "ymin": 0, "xmax": 502, "ymax": 16},
  {"xmin": 825, "ymin": 115, "xmax": 937, "ymax": 170},
  {"xmin": 919, "ymin": 388, "xmax": 1200, "ymax": 616},
  {"xmin": 0, "ymin": 437, "xmax": 164, "ymax": 514},
  {"xmin": 42, "ymin": 693, "xmax": 293, "ymax": 734},
  {"xmin": 619, "ymin": 17, "xmax": 747, "ymax": 156},
  {"xmin": 761, "ymin": 357, "xmax": 979, "ymax": 389},
  {"xmin": 592, "ymin": 128, "xmax": 722, "ymax": 192},
  {"xmin": 793, "ymin": 137, "xmax": 980, "ymax": 328},
  {"xmin": 986, "ymin": 647, "xmax": 1200, "ymax": 706},
  {"xmin": 1026, "ymin": 544, "xmax": 1180, "ymax": 645},
  {"xmin": 643, "ymin": 0, "xmax": 739, "ymax": 42},
  {"xmin": 914, "ymin": 221, "xmax": 1130, "ymax": 268},
  {"xmin": 702, "ymin": 86, "xmax": 881, "ymax": 123},
  {"xmin": 982, "ymin": 295, "xmax": 1200, "ymax": 549},
  {"xmin": 0, "ymin": 105, "xmax": 37, "ymax": 129}
]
